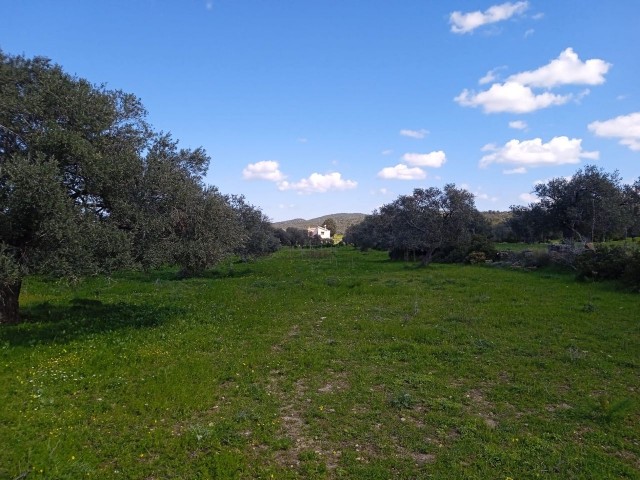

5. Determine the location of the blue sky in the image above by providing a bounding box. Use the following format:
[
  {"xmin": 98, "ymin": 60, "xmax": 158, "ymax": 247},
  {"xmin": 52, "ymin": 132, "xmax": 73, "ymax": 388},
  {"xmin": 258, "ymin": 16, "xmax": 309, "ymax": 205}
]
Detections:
[{"xmin": 2, "ymin": 1, "xmax": 639, "ymax": 221}]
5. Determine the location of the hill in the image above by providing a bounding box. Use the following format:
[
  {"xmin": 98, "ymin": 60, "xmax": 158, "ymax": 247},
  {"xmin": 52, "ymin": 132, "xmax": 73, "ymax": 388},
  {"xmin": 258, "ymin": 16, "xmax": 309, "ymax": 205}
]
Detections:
[
  {"xmin": 481, "ymin": 210, "xmax": 511, "ymax": 226},
  {"xmin": 271, "ymin": 212, "xmax": 367, "ymax": 234},
  {"xmin": 273, "ymin": 211, "xmax": 511, "ymax": 235}
]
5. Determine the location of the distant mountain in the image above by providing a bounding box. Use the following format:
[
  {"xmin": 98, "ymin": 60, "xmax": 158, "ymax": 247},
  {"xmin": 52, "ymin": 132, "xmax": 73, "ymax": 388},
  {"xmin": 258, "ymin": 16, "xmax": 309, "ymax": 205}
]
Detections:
[
  {"xmin": 481, "ymin": 210, "xmax": 511, "ymax": 226},
  {"xmin": 271, "ymin": 213, "xmax": 367, "ymax": 234},
  {"xmin": 272, "ymin": 211, "xmax": 510, "ymax": 235}
]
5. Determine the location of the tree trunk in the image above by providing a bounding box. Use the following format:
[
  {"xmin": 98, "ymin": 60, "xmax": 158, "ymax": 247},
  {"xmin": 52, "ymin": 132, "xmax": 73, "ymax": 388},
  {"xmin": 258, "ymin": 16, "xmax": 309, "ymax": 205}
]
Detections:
[
  {"xmin": 0, "ymin": 281, "xmax": 22, "ymax": 325},
  {"xmin": 420, "ymin": 250, "xmax": 433, "ymax": 267}
]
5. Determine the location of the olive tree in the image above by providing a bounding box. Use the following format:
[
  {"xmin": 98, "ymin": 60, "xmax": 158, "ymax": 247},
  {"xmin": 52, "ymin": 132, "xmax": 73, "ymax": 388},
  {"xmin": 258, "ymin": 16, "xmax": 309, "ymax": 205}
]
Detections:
[
  {"xmin": 0, "ymin": 51, "xmax": 242, "ymax": 323},
  {"xmin": 346, "ymin": 185, "xmax": 488, "ymax": 265}
]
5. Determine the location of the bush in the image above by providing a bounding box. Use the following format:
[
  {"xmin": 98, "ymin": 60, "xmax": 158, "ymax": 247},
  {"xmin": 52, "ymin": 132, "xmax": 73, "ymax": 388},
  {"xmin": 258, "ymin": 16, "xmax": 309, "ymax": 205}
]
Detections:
[
  {"xmin": 520, "ymin": 250, "xmax": 552, "ymax": 268},
  {"xmin": 624, "ymin": 249, "xmax": 640, "ymax": 288},
  {"xmin": 575, "ymin": 244, "xmax": 640, "ymax": 289},
  {"xmin": 465, "ymin": 251, "xmax": 487, "ymax": 264},
  {"xmin": 437, "ymin": 235, "xmax": 496, "ymax": 264}
]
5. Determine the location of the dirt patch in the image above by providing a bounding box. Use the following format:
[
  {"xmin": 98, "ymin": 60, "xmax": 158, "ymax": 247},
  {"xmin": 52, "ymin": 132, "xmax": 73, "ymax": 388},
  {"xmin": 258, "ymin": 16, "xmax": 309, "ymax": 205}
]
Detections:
[
  {"xmin": 465, "ymin": 388, "xmax": 498, "ymax": 429},
  {"xmin": 268, "ymin": 369, "xmax": 341, "ymax": 472},
  {"xmin": 412, "ymin": 452, "xmax": 436, "ymax": 465},
  {"xmin": 616, "ymin": 450, "xmax": 640, "ymax": 469},
  {"xmin": 545, "ymin": 403, "xmax": 572, "ymax": 412},
  {"xmin": 317, "ymin": 371, "xmax": 349, "ymax": 394}
]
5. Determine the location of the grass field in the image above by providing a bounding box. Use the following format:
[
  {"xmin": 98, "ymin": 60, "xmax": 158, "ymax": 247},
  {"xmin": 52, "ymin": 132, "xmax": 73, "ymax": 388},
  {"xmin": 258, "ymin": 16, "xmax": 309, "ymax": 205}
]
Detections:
[{"xmin": 1, "ymin": 248, "xmax": 639, "ymax": 479}]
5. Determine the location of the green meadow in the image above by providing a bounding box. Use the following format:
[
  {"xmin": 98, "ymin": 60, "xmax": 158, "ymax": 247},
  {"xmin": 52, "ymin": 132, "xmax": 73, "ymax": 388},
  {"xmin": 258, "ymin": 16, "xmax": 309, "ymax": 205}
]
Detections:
[{"xmin": 1, "ymin": 248, "xmax": 638, "ymax": 479}]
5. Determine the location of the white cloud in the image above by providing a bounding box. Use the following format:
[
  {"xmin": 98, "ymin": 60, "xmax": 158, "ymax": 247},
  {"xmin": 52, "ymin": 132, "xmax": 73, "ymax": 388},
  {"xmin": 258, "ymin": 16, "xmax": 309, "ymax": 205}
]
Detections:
[
  {"xmin": 475, "ymin": 192, "xmax": 499, "ymax": 202},
  {"xmin": 402, "ymin": 151, "xmax": 446, "ymax": 168},
  {"xmin": 480, "ymin": 136, "xmax": 599, "ymax": 168},
  {"xmin": 508, "ymin": 48, "xmax": 611, "ymax": 88},
  {"xmin": 479, "ymin": 67, "xmax": 505, "ymax": 85},
  {"xmin": 503, "ymin": 167, "xmax": 527, "ymax": 174},
  {"xmin": 588, "ymin": 112, "xmax": 640, "ymax": 151},
  {"xmin": 519, "ymin": 192, "xmax": 539, "ymax": 203},
  {"xmin": 400, "ymin": 128, "xmax": 429, "ymax": 139},
  {"xmin": 449, "ymin": 1, "xmax": 529, "ymax": 34},
  {"xmin": 277, "ymin": 172, "xmax": 357, "ymax": 194},
  {"xmin": 456, "ymin": 49, "xmax": 611, "ymax": 114},
  {"xmin": 377, "ymin": 164, "xmax": 426, "ymax": 180},
  {"xmin": 509, "ymin": 120, "xmax": 528, "ymax": 130},
  {"xmin": 381, "ymin": 149, "xmax": 394, "ymax": 156},
  {"xmin": 455, "ymin": 81, "xmax": 571, "ymax": 114},
  {"xmin": 524, "ymin": 28, "xmax": 535, "ymax": 38},
  {"xmin": 242, "ymin": 161, "xmax": 285, "ymax": 182},
  {"xmin": 533, "ymin": 175, "xmax": 572, "ymax": 186}
]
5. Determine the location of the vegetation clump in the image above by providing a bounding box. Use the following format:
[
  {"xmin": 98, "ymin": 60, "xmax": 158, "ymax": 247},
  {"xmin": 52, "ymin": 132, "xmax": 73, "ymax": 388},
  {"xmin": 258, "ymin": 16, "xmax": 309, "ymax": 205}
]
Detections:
[
  {"xmin": 0, "ymin": 51, "xmax": 279, "ymax": 323},
  {"xmin": 575, "ymin": 244, "xmax": 640, "ymax": 288},
  {"xmin": 344, "ymin": 185, "xmax": 494, "ymax": 266}
]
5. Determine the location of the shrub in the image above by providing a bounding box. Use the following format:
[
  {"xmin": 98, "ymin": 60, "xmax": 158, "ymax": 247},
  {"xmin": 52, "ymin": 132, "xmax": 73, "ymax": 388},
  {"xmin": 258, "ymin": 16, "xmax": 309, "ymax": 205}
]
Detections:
[
  {"xmin": 437, "ymin": 235, "xmax": 496, "ymax": 264},
  {"xmin": 575, "ymin": 244, "xmax": 640, "ymax": 288},
  {"xmin": 465, "ymin": 251, "xmax": 487, "ymax": 264},
  {"xmin": 515, "ymin": 250, "xmax": 552, "ymax": 268}
]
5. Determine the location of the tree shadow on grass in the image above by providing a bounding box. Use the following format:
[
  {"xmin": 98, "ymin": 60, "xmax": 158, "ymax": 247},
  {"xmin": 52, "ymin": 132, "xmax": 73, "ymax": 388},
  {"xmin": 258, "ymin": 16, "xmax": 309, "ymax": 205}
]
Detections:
[
  {"xmin": 1, "ymin": 298, "xmax": 184, "ymax": 347},
  {"xmin": 115, "ymin": 266, "xmax": 255, "ymax": 283}
]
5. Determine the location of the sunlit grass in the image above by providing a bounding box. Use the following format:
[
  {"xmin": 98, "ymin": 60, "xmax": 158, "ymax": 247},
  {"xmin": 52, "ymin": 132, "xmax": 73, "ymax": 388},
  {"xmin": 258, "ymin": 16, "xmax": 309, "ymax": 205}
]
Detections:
[{"xmin": 1, "ymin": 247, "xmax": 638, "ymax": 478}]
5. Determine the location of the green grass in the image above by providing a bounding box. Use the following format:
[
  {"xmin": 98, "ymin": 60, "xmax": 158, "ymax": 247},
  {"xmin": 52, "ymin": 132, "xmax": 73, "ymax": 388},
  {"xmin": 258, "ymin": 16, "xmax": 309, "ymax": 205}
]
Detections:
[{"xmin": 1, "ymin": 247, "xmax": 639, "ymax": 479}]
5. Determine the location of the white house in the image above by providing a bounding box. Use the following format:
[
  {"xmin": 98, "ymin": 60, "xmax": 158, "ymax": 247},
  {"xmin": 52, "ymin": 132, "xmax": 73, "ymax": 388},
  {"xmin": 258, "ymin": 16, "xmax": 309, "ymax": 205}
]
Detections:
[{"xmin": 307, "ymin": 225, "xmax": 331, "ymax": 239}]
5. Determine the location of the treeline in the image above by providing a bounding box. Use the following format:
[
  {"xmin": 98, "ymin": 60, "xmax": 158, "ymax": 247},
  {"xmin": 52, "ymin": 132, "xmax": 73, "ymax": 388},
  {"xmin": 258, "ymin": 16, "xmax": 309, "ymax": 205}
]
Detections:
[
  {"xmin": 504, "ymin": 166, "xmax": 640, "ymax": 244},
  {"xmin": 344, "ymin": 185, "xmax": 495, "ymax": 265},
  {"xmin": 344, "ymin": 167, "xmax": 640, "ymax": 267},
  {"xmin": 0, "ymin": 52, "xmax": 279, "ymax": 324}
]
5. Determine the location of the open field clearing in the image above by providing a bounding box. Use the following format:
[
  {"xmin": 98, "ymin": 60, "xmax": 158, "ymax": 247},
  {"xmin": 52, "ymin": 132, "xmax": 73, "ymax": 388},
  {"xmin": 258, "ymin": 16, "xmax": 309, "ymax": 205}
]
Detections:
[{"xmin": 1, "ymin": 248, "xmax": 639, "ymax": 479}]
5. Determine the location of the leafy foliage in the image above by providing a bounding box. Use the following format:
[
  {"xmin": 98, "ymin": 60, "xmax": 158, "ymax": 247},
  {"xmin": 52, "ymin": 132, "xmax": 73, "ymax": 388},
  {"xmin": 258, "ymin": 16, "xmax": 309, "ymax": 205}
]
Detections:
[
  {"xmin": 575, "ymin": 244, "xmax": 640, "ymax": 288},
  {"xmin": 0, "ymin": 51, "xmax": 265, "ymax": 323},
  {"xmin": 345, "ymin": 185, "xmax": 492, "ymax": 265},
  {"xmin": 227, "ymin": 194, "xmax": 280, "ymax": 261},
  {"xmin": 509, "ymin": 166, "xmax": 639, "ymax": 243}
]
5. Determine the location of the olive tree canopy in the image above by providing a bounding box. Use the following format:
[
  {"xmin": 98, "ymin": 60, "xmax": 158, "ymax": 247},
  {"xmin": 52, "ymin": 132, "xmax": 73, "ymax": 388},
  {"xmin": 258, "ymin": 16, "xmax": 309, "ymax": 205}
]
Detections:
[{"xmin": 0, "ymin": 51, "xmax": 243, "ymax": 324}]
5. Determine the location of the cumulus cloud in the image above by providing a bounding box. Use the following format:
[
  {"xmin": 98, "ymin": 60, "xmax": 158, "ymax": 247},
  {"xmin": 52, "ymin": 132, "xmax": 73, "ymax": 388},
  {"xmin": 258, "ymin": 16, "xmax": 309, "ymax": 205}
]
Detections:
[
  {"xmin": 277, "ymin": 172, "xmax": 357, "ymax": 194},
  {"xmin": 456, "ymin": 48, "xmax": 611, "ymax": 114},
  {"xmin": 400, "ymin": 128, "xmax": 429, "ymax": 139},
  {"xmin": 509, "ymin": 120, "xmax": 528, "ymax": 130},
  {"xmin": 588, "ymin": 112, "xmax": 640, "ymax": 151},
  {"xmin": 242, "ymin": 161, "xmax": 285, "ymax": 181},
  {"xmin": 402, "ymin": 151, "xmax": 447, "ymax": 168},
  {"xmin": 519, "ymin": 192, "xmax": 539, "ymax": 203},
  {"xmin": 475, "ymin": 192, "xmax": 499, "ymax": 202},
  {"xmin": 455, "ymin": 81, "xmax": 571, "ymax": 114},
  {"xmin": 449, "ymin": 1, "xmax": 529, "ymax": 34},
  {"xmin": 479, "ymin": 67, "xmax": 505, "ymax": 85},
  {"xmin": 508, "ymin": 48, "xmax": 611, "ymax": 88},
  {"xmin": 503, "ymin": 167, "xmax": 528, "ymax": 174},
  {"xmin": 377, "ymin": 164, "xmax": 426, "ymax": 180},
  {"xmin": 480, "ymin": 136, "xmax": 599, "ymax": 168}
]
